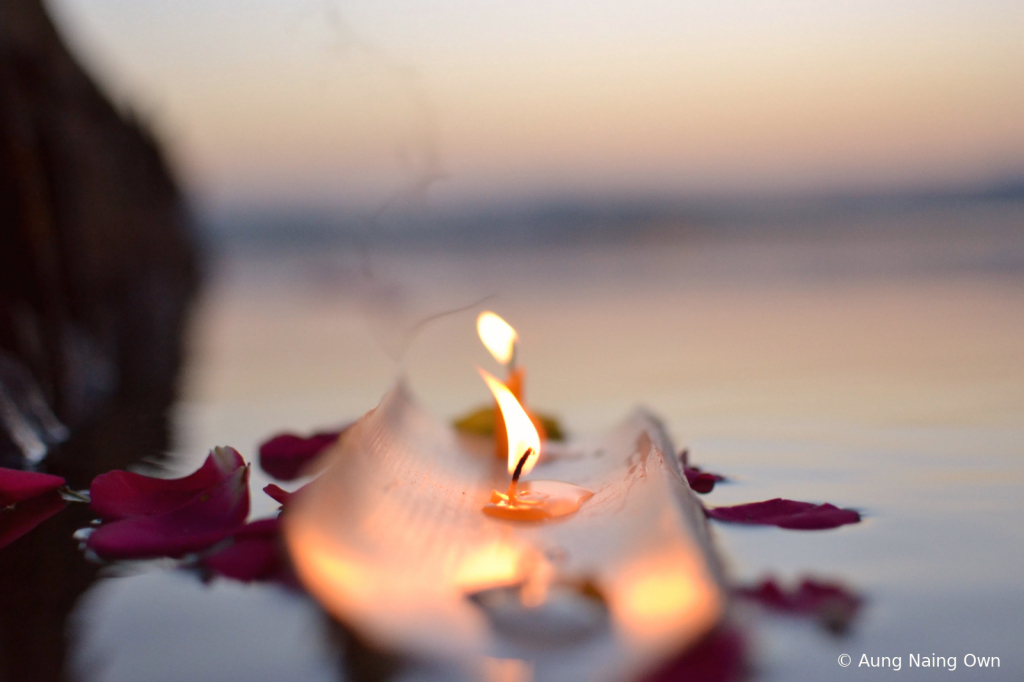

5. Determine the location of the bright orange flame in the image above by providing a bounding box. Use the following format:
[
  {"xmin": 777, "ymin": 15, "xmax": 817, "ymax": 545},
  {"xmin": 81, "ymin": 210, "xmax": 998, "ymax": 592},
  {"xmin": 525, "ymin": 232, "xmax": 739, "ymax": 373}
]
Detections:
[
  {"xmin": 478, "ymin": 368, "xmax": 541, "ymax": 476},
  {"xmin": 477, "ymin": 311, "xmax": 517, "ymax": 365}
]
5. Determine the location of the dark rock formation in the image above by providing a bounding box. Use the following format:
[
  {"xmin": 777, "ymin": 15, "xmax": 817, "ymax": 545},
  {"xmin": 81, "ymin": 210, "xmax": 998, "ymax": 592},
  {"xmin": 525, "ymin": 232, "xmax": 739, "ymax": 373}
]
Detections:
[
  {"xmin": 0, "ymin": 0, "xmax": 199, "ymax": 476},
  {"xmin": 0, "ymin": 0, "xmax": 200, "ymax": 679}
]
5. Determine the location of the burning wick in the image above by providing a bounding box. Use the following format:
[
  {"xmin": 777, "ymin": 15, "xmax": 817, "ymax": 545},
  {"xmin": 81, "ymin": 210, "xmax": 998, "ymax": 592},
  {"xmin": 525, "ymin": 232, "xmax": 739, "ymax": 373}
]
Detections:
[
  {"xmin": 479, "ymin": 368, "xmax": 592, "ymax": 522},
  {"xmin": 483, "ymin": 460, "xmax": 594, "ymax": 523},
  {"xmin": 507, "ymin": 448, "xmax": 533, "ymax": 501}
]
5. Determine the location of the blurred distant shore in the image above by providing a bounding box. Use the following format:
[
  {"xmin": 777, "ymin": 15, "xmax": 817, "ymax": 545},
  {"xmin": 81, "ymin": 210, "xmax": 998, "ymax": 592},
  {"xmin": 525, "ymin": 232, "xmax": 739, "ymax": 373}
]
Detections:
[{"xmin": 201, "ymin": 178, "xmax": 1024, "ymax": 257}]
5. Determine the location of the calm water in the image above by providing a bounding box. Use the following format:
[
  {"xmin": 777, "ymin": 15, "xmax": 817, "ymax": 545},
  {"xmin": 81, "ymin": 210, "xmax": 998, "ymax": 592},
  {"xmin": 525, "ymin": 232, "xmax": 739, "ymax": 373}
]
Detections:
[{"xmin": 70, "ymin": 203, "xmax": 1024, "ymax": 680}]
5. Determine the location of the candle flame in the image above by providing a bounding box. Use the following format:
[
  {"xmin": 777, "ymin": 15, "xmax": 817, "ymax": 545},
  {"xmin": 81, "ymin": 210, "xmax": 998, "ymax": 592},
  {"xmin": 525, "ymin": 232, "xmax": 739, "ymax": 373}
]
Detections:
[
  {"xmin": 478, "ymin": 368, "xmax": 540, "ymax": 476},
  {"xmin": 477, "ymin": 311, "xmax": 517, "ymax": 365}
]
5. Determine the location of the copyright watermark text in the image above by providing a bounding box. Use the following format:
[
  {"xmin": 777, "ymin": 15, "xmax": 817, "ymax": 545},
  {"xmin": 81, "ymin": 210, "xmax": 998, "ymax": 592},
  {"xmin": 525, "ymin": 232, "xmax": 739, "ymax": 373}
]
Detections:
[{"xmin": 837, "ymin": 653, "xmax": 1001, "ymax": 671}]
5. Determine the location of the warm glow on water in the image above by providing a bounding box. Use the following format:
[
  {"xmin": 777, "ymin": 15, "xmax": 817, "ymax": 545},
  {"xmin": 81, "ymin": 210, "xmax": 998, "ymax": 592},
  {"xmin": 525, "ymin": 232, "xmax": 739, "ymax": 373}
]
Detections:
[
  {"xmin": 290, "ymin": 526, "xmax": 368, "ymax": 605},
  {"xmin": 621, "ymin": 569, "xmax": 700, "ymax": 621},
  {"xmin": 615, "ymin": 550, "xmax": 720, "ymax": 646},
  {"xmin": 453, "ymin": 541, "xmax": 532, "ymax": 592}
]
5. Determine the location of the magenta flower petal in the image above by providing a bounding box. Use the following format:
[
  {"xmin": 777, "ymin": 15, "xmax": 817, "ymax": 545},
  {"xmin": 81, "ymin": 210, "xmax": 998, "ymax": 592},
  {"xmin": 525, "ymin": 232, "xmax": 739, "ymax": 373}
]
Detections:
[
  {"xmin": 0, "ymin": 491, "xmax": 67, "ymax": 549},
  {"xmin": 685, "ymin": 468, "xmax": 721, "ymax": 494},
  {"xmin": 706, "ymin": 498, "xmax": 861, "ymax": 529},
  {"xmin": 263, "ymin": 483, "xmax": 292, "ymax": 506},
  {"xmin": 202, "ymin": 517, "xmax": 291, "ymax": 583},
  {"xmin": 262, "ymin": 483, "xmax": 308, "ymax": 508},
  {"xmin": 258, "ymin": 428, "xmax": 347, "ymax": 481},
  {"xmin": 735, "ymin": 576, "xmax": 863, "ymax": 632},
  {"xmin": 0, "ymin": 467, "xmax": 66, "ymax": 507},
  {"xmin": 736, "ymin": 577, "xmax": 862, "ymax": 614},
  {"xmin": 86, "ymin": 465, "xmax": 250, "ymax": 559},
  {"xmin": 678, "ymin": 449, "xmax": 726, "ymax": 494},
  {"xmin": 90, "ymin": 446, "xmax": 245, "ymax": 520},
  {"xmin": 640, "ymin": 626, "xmax": 746, "ymax": 682}
]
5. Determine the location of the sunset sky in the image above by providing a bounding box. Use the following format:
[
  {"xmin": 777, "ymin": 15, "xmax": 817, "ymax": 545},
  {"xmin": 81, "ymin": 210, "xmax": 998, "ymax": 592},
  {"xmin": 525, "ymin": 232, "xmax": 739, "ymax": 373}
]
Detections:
[{"xmin": 48, "ymin": 0, "xmax": 1024, "ymax": 213}]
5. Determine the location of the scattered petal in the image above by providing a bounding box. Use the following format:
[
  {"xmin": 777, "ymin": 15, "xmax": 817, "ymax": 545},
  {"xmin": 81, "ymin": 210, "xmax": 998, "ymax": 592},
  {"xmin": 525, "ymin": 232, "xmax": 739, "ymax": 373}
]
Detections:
[
  {"xmin": 0, "ymin": 467, "xmax": 66, "ymax": 506},
  {"xmin": 0, "ymin": 490, "xmax": 68, "ymax": 549},
  {"xmin": 262, "ymin": 483, "xmax": 306, "ymax": 508},
  {"xmin": 90, "ymin": 446, "xmax": 245, "ymax": 520},
  {"xmin": 202, "ymin": 517, "xmax": 293, "ymax": 584},
  {"xmin": 685, "ymin": 469, "xmax": 721, "ymax": 494},
  {"xmin": 678, "ymin": 449, "xmax": 726, "ymax": 494},
  {"xmin": 86, "ymin": 466, "xmax": 250, "ymax": 559},
  {"xmin": 706, "ymin": 498, "xmax": 861, "ymax": 530},
  {"xmin": 735, "ymin": 576, "xmax": 863, "ymax": 633},
  {"xmin": 640, "ymin": 626, "xmax": 746, "ymax": 682},
  {"xmin": 258, "ymin": 428, "xmax": 348, "ymax": 481},
  {"xmin": 263, "ymin": 483, "xmax": 292, "ymax": 506}
]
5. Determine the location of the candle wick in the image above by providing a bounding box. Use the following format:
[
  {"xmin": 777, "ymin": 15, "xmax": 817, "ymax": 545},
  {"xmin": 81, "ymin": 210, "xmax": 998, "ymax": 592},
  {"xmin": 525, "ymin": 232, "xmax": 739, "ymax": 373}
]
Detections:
[
  {"xmin": 511, "ymin": 448, "xmax": 531, "ymax": 485},
  {"xmin": 508, "ymin": 447, "xmax": 532, "ymax": 500}
]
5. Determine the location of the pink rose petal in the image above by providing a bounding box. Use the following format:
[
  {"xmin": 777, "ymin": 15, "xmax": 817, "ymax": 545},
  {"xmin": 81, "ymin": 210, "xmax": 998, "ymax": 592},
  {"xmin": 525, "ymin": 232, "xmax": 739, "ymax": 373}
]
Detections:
[
  {"xmin": 263, "ymin": 483, "xmax": 292, "ymax": 506},
  {"xmin": 735, "ymin": 576, "xmax": 863, "ymax": 633},
  {"xmin": 263, "ymin": 483, "xmax": 307, "ymax": 508},
  {"xmin": 678, "ymin": 449, "xmax": 726, "ymax": 494},
  {"xmin": 202, "ymin": 517, "xmax": 293, "ymax": 583},
  {"xmin": 0, "ymin": 491, "xmax": 67, "ymax": 549},
  {"xmin": 685, "ymin": 468, "xmax": 721, "ymax": 494},
  {"xmin": 90, "ymin": 446, "xmax": 245, "ymax": 520},
  {"xmin": 0, "ymin": 467, "xmax": 66, "ymax": 507},
  {"xmin": 706, "ymin": 498, "xmax": 861, "ymax": 529},
  {"xmin": 258, "ymin": 427, "xmax": 348, "ymax": 481},
  {"xmin": 640, "ymin": 626, "xmax": 746, "ymax": 682},
  {"xmin": 86, "ymin": 465, "xmax": 250, "ymax": 559}
]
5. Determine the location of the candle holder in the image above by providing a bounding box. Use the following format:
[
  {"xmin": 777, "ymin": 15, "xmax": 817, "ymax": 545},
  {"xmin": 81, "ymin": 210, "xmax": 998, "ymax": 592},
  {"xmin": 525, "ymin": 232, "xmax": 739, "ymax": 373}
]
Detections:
[{"xmin": 283, "ymin": 380, "xmax": 725, "ymax": 681}]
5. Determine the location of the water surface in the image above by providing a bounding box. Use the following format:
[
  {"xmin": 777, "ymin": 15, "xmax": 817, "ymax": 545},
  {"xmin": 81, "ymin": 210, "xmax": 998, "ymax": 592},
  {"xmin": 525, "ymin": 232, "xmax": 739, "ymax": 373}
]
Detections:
[{"xmin": 74, "ymin": 203, "xmax": 1024, "ymax": 680}]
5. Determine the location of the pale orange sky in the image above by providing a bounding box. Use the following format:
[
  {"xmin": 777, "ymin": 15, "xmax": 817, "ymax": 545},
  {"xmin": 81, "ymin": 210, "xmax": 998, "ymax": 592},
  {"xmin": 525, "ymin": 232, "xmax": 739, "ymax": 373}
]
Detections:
[{"xmin": 48, "ymin": 0, "xmax": 1024, "ymax": 211}]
